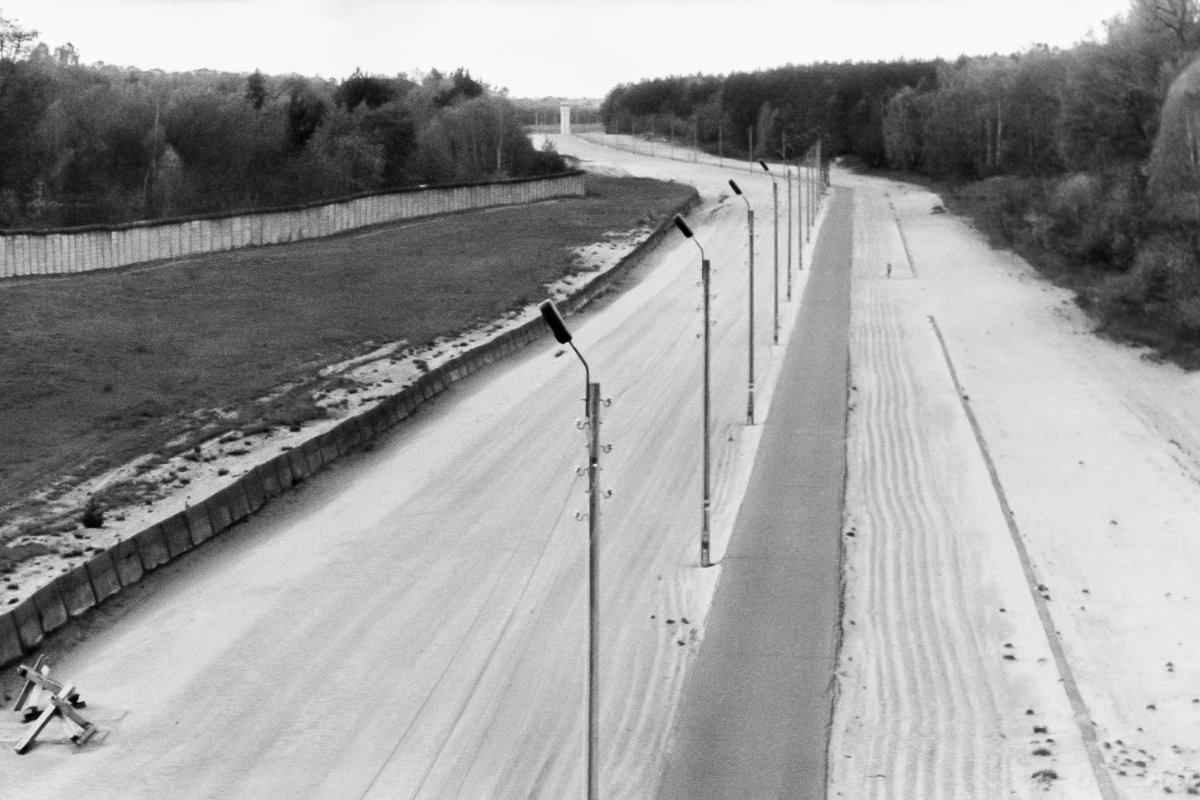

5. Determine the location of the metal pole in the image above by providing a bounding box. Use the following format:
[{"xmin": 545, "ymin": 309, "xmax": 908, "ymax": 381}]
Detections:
[
  {"xmin": 586, "ymin": 380, "xmax": 601, "ymax": 800},
  {"xmin": 772, "ymin": 179, "xmax": 779, "ymax": 344},
  {"xmin": 817, "ymin": 138, "xmax": 823, "ymax": 194},
  {"xmin": 748, "ymin": 128, "xmax": 753, "ymax": 173},
  {"xmin": 701, "ymin": 257, "xmax": 712, "ymax": 568},
  {"xmin": 807, "ymin": 151, "xmax": 814, "ymax": 241},
  {"xmin": 798, "ymin": 166, "xmax": 805, "ymax": 272},
  {"xmin": 747, "ymin": 208, "xmax": 755, "ymax": 423},
  {"xmin": 536, "ymin": 299, "xmax": 602, "ymax": 800},
  {"xmin": 811, "ymin": 151, "xmax": 816, "ymax": 233},
  {"xmin": 786, "ymin": 164, "xmax": 793, "ymax": 301},
  {"xmin": 673, "ymin": 216, "xmax": 714, "ymax": 569}
]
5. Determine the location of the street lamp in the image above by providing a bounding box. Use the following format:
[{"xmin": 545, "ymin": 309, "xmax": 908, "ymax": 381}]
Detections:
[
  {"xmin": 785, "ymin": 162, "xmax": 794, "ymax": 301},
  {"xmin": 758, "ymin": 159, "xmax": 779, "ymax": 344},
  {"xmin": 807, "ymin": 146, "xmax": 815, "ymax": 241},
  {"xmin": 538, "ymin": 299, "xmax": 602, "ymax": 800},
  {"xmin": 672, "ymin": 214, "xmax": 713, "ymax": 569},
  {"xmin": 779, "ymin": 134, "xmax": 795, "ymax": 302},
  {"xmin": 729, "ymin": 179, "xmax": 755, "ymax": 426}
]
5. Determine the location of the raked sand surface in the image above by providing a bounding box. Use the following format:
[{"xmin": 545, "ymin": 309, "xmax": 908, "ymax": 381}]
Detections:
[{"xmin": 832, "ymin": 170, "xmax": 1200, "ymax": 799}]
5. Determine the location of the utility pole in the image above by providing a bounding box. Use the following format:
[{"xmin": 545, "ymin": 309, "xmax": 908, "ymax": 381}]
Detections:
[
  {"xmin": 730, "ymin": 180, "xmax": 756, "ymax": 425},
  {"xmin": 538, "ymin": 300, "xmax": 605, "ymax": 800},
  {"xmin": 673, "ymin": 216, "xmax": 714, "ymax": 569},
  {"xmin": 786, "ymin": 162, "xmax": 793, "ymax": 301}
]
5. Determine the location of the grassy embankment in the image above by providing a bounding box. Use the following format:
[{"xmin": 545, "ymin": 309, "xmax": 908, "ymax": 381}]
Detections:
[{"xmin": 0, "ymin": 174, "xmax": 696, "ymax": 545}]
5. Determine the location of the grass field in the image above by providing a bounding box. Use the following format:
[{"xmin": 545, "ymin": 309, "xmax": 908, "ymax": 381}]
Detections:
[{"xmin": 0, "ymin": 174, "xmax": 696, "ymax": 531}]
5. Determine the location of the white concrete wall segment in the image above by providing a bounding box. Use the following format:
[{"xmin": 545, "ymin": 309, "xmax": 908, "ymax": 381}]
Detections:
[
  {"xmin": 56, "ymin": 565, "xmax": 96, "ymax": 618},
  {"xmin": 0, "ymin": 611, "xmax": 22, "ymax": 666},
  {"xmin": 1, "ymin": 174, "xmax": 584, "ymax": 279}
]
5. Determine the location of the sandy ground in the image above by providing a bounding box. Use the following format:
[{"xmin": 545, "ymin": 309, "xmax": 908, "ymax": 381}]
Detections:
[
  {"xmin": 831, "ymin": 171, "xmax": 1200, "ymax": 799},
  {"xmin": 7, "ymin": 133, "xmax": 1195, "ymax": 800},
  {"xmin": 0, "ymin": 136, "xmax": 824, "ymax": 798}
]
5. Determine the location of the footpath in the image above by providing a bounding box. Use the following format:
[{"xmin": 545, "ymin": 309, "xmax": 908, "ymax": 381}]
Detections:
[{"xmin": 659, "ymin": 187, "xmax": 852, "ymax": 800}]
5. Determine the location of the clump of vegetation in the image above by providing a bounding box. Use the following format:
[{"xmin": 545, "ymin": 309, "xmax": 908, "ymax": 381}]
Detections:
[
  {"xmin": 0, "ymin": 541, "xmax": 54, "ymax": 571},
  {"xmin": 80, "ymin": 496, "xmax": 105, "ymax": 528}
]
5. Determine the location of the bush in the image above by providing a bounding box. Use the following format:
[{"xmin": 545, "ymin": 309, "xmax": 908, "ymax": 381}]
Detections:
[
  {"xmin": 978, "ymin": 176, "xmax": 1036, "ymax": 242},
  {"xmin": 1095, "ymin": 232, "xmax": 1200, "ymax": 355},
  {"xmin": 80, "ymin": 496, "xmax": 105, "ymax": 528}
]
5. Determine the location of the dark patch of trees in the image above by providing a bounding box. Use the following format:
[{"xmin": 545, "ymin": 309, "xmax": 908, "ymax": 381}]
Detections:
[
  {"xmin": 0, "ymin": 18, "xmax": 566, "ymax": 229},
  {"xmin": 599, "ymin": 62, "xmax": 939, "ymax": 166}
]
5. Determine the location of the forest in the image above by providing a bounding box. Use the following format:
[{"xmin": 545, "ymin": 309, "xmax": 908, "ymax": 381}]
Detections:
[
  {"xmin": 600, "ymin": 0, "xmax": 1200, "ymax": 365},
  {"xmin": 0, "ymin": 12, "xmax": 565, "ymax": 229},
  {"xmin": 600, "ymin": 60, "xmax": 940, "ymax": 166}
]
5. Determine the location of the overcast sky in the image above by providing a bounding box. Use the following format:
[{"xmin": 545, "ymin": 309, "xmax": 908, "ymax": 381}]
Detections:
[{"xmin": 2, "ymin": 0, "xmax": 1133, "ymax": 98}]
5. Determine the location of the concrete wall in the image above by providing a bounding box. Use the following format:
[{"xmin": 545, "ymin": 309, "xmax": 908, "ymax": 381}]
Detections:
[
  {"xmin": 0, "ymin": 187, "xmax": 701, "ymax": 670},
  {"xmin": 0, "ymin": 172, "xmax": 586, "ymax": 279}
]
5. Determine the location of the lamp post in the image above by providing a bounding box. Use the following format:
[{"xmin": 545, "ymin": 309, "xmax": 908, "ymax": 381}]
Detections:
[
  {"xmin": 779, "ymin": 134, "xmax": 795, "ymax": 302},
  {"xmin": 759, "ymin": 159, "xmax": 779, "ymax": 344},
  {"xmin": 673, "ymin": 215, "xmax": 712, "ymax": 569},
  {"xmin": 807, "ymin": 146, "xmax": 815, "ymax": 239},
  {"xmin": 786, "ymin": 162, "xmax": 794, "ymax": 301},
  {"xmin": 538, "ymin": 299, "xmax": 601, "ymax": 800},
  {"xmin": 729, "ymin": 179, "xmax": 755, "ymax": 426}
]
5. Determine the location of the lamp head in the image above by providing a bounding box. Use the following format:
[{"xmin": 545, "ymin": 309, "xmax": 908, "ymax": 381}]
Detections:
[
  {"xmin": 538, "ymin": 299, "xmax": 573, "ymax": 344},
  {"xmin": 728, "ymin": 179, "xmax": 743, "ymax": 195},
  {"xmin": 673, "ymin": 215, "xmax": 694, "ymax": 239}
]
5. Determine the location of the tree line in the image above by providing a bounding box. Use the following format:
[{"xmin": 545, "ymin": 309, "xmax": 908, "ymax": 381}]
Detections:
[
  {"xmin": 599, "ymin": 0, "xmax": 1200, "ymax": 365},
  {"xmin": 600, "ymin": 61, "xmax": 940, "ymax": 165},
  {"xmin": 0, "ymin": 12, "xmax": 565, "ymax": 229}
]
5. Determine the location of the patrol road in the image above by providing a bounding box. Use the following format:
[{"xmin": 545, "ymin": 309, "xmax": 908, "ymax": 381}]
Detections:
[{"xmin": 659, "ymin": 186, "xmax": 850, "ymax": 800}]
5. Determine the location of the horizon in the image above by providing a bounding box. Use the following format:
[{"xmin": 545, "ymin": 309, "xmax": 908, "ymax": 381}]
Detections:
[{"xmin": 2, "ymin": 0, "xmax": 1131, "ymax": 99}]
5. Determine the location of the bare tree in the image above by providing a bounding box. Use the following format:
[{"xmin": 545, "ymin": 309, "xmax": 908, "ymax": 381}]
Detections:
[
  {"xmin": 0, "ymin": 12, "xmax": 37, "ymax": 62},
  {"xmin": 1135, "ymin": 0, "xmax": 1200, "ymax": 48}
]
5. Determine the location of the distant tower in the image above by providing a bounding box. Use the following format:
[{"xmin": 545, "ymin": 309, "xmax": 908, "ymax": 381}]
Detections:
[{"xmin": 560, "ymin": 103, "xmax": 572, "ymax": 136}]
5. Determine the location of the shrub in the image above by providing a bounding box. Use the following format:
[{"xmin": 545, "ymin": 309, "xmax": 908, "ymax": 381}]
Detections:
[{"xmin": 80, "ymin": 496, "xmax": 105, "ymax": 528}]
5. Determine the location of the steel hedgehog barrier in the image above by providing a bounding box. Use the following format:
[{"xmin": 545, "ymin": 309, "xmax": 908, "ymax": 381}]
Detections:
[
  {"xmin": 0, "ymin": 187, "xmax": 701, "ymax": 669},
  {"xmin": 0, "ymin": 171, "xmax": 586, "ymax": 279}
]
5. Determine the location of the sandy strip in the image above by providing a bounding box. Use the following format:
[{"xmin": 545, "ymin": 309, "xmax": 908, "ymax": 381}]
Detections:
[{"xmin": 830, "ymin": 170, "xmax": 1200, "ymax": 798}]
